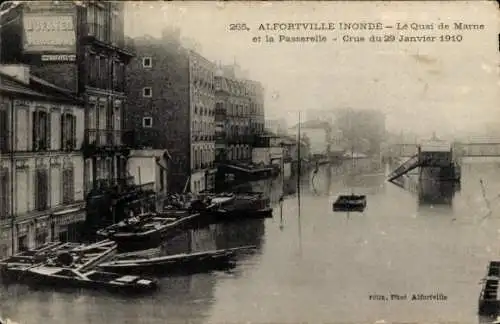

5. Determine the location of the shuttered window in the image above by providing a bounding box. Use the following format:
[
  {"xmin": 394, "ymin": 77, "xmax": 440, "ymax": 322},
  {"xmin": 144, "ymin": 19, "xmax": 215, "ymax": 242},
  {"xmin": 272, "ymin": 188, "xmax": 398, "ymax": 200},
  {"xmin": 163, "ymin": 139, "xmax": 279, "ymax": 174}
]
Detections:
[
  {"xmin": 35, "ymin": 169, "xmax": 48, "ymax": 211},
  {"xmin": 62, "ymin": 167, "xmax": 74, "ymax": 204},
  {"xmin": 32, "ymin": 111, "xmax": 50, "ymax": 151},
  {"xmin": 0, "ymin": 171, "xmax": 9, "ymax": 219}
]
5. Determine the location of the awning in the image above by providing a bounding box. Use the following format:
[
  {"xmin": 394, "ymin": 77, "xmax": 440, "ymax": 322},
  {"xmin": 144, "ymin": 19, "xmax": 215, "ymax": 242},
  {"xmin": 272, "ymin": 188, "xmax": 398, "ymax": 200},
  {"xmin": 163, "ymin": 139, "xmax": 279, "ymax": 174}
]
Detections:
[{"xmin": 52, "ymin": 207, "xmax": 86, "ymax": 226}]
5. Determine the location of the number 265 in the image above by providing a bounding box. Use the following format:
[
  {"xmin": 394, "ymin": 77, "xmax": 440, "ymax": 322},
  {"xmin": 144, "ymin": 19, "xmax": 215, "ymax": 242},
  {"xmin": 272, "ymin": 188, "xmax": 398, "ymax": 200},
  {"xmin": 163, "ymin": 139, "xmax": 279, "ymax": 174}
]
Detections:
[{"xmin": 229, "ymin": 23, "xmax": 250, "ymax": 31}]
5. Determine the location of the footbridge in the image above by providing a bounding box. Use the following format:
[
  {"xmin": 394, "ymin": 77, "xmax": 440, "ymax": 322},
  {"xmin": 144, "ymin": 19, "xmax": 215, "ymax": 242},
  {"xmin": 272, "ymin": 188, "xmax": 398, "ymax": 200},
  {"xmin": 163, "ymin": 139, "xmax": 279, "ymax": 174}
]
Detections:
[
  {"xmin": 389, "ymin": 141, "xmax": 500, "ymax": 158},
  {"xmin": 387, "ymin": 140, "xmax": 460, "ymax": 184}
]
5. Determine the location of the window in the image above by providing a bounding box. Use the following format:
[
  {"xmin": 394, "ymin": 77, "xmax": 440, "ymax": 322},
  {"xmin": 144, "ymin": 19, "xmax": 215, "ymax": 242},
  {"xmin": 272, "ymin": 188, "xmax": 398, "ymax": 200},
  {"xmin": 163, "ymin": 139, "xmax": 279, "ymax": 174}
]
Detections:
[
  {"xmin": 143, "ymin": 87, "xmax": 152, "ymax": 97},
  {"xmin": 60, "ymin": 114, "xmax": 76, "ymax": 151},
  {"xmin": 142, "ymin": 117, "xmax": 153, "ymax": 128},
  {"xmin": 0, "ymin": 170, "xmax": 9, "ymax": 219},
  {"xmin": 32, "ymin": 111, "xmax": 50, "ymax": 151},
  {"xmin": 142, "ymin": 57, "xmax": 152, "ymax": 68},
  {"xmin": 0, "ymin": 109, "xmax": 8, "ymax": 153},
  {"xmin": 35, "ymin": 169, "xmax": 48, "ymax": 211}
]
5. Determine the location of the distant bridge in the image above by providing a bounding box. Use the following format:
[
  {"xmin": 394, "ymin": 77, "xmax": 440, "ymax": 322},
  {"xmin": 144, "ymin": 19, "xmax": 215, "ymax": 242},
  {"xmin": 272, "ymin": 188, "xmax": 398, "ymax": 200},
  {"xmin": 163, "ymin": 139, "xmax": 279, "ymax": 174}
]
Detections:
[{"xmin": 389, "ymin": 142, "xmax": 500, "ymax": 158}]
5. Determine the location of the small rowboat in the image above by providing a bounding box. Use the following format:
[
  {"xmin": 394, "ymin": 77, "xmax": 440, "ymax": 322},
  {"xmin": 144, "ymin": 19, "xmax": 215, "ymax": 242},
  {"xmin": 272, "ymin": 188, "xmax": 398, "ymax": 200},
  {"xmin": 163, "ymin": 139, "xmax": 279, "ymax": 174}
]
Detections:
[
  {"xmin": 27, "ymin": 266, "xmax": 158, "ymax": 293},
  {"xmin": 333, "ymin": 194, "xmax": 367, "ymax": 212}
]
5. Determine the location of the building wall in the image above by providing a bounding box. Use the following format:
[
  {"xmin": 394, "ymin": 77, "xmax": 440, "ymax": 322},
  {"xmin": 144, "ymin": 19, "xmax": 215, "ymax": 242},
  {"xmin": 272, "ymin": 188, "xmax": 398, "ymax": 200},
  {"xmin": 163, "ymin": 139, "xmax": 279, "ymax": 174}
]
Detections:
[
  {"xmin": 128, "ymin": 156, "xmax": 156, "ymax": 187},
  {"xmin": 0, "ymin": 94, "xmax": 85, "ymax": 257},
  {"xmin": 214, "ymin": 65, "xmax": 265, "ymax": 166},
  {"xmin": 127, "ymin": 154, "xmax": 167, "ymax": 194},
  {"xmin": 188, "ymin": 50, "xmax": 216, "ymax": 191},
  {"xmin": 126, "ymin": 35, "xmax": 194, "ymax": 193},
  {"xmin": 126, "ymin": 34, "xmax": 218, "ymax": 193}
]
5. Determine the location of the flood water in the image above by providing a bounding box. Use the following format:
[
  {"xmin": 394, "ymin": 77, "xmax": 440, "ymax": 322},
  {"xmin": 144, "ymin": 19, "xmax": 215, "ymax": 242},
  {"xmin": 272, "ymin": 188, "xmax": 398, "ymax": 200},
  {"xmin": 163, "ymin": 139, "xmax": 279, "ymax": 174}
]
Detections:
[{"xmin": 2, "ymin": 158, "xmax": 500, "ymax": 323}]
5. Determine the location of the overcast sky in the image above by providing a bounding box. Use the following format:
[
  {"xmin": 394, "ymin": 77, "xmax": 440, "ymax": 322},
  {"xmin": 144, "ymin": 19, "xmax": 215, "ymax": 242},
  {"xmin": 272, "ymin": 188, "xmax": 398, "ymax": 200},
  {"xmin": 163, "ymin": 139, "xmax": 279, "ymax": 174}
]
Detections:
[{"xmin": 125, "ymin": 1, "xmax": 499, "ymax": 138}]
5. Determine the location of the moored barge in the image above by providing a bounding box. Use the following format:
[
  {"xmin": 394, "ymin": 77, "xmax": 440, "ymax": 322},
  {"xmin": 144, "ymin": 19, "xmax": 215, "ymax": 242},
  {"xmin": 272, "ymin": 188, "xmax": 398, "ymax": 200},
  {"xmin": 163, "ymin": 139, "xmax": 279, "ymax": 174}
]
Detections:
[
  {"xmin": 98, "ymin": 245, "xmax": 256, "ymax": 274},
  {"xmin": 479, "ymin": 261, "xmax": 500, "ymax": 316},
  {"xmin": 97, "ymin": 212, "xmax": 203, "ymax": 250}
]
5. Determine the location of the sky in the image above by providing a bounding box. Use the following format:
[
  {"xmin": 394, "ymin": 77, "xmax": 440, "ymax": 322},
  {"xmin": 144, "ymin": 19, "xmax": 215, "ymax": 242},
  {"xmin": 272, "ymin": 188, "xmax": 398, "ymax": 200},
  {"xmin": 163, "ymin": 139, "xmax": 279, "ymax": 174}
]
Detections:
[{"xmin": 124, "ymin": 1, "xmax": 499, "ymax": 139}]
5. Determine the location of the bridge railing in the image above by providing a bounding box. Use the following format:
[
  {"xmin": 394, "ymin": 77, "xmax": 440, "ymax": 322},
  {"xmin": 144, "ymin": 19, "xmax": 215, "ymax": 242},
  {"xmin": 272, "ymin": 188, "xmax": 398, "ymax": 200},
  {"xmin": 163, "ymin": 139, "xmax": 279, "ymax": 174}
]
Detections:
[{"xmin": 390, "ymin": 142, "xmax": 500, "ymax": 158}]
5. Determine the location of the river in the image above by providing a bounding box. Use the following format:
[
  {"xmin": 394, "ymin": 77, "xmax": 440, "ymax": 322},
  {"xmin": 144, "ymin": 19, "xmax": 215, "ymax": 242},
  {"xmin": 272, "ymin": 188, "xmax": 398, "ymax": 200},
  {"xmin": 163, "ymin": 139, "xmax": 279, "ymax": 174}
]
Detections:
[{"xmin": 2, "ymin": 158, "xmax": 500, "ymax": 323}]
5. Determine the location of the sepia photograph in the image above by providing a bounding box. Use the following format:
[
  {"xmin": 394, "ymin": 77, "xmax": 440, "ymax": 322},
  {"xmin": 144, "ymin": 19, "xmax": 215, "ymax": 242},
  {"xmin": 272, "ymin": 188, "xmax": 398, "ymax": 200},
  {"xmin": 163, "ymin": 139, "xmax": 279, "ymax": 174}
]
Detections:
[{"xmin": 0, "ymin": 0, "xmax": 498, "ymax": 323}]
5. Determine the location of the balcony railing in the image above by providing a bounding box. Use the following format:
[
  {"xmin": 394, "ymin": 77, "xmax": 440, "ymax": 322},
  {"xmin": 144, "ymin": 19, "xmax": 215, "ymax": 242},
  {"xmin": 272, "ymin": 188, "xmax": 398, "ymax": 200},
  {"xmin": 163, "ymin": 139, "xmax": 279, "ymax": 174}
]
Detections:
[{"xmin": 85, "ymin": 129, "xmax": 124, "ymax": 148}]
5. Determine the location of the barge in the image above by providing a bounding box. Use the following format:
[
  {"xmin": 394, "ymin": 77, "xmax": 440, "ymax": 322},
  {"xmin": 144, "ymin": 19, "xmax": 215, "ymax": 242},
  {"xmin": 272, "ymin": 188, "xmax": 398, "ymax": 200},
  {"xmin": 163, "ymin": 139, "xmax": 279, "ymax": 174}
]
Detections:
[
  {"xmin": 98, "ymin": 212, "xmax": 203, "ymax": 250},
  {"xmin": 333, "ymin": 194, "xmax": 367, "ymax": 212},
  {"xmin": 479, "ymin": 261, "xmax": 500, "ymax": 316},
  {"xmin": 98, "ymin": 245, "xmax": 256, "ymax": 274}
]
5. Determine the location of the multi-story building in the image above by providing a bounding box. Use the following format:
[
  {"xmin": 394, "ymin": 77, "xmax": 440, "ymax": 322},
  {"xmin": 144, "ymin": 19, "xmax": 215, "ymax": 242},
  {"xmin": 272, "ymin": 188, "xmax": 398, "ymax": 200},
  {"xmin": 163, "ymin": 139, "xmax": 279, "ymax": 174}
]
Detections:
[
  {"xmin": 214, "ymin": 65, "xmax": 265, "ymax": 164},
  {"xmin": 125, "ymin": 31, "xmax": 216, "ymax": 194},
  {"xmin": 0, "ymin": 66, "xmax": 85, "ymax": 258},
  {"xmin": 0, "ymin": 1, "xmax": 135, "ymax": 231}
]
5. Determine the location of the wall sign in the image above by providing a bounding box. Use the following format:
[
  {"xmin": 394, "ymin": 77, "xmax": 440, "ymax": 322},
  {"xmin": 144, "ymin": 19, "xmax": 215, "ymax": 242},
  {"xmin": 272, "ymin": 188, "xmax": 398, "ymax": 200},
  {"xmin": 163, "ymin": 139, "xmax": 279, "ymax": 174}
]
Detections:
[{"xmin": 22, "ymin": 10, "xmax": 76, "ymax": 54}]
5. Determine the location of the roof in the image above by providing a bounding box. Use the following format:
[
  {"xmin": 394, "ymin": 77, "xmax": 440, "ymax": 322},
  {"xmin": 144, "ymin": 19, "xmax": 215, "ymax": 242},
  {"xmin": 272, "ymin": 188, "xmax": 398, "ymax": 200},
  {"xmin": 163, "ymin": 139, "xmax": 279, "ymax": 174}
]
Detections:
[
  {"xmin": 420, "ymin": 141, "xmax": 452, "ymax": 152},
  {"xmin": 0, "ymin": 72, "xmax": 83, "ymax": 105}
]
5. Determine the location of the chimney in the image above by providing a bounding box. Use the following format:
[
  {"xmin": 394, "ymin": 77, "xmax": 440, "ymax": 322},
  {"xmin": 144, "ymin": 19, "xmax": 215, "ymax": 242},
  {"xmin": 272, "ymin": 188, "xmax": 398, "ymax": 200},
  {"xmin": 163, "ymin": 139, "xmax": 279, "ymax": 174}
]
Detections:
[{"xmin": 0, "ymin": 64, "xmax": 30, "ymax": 84}]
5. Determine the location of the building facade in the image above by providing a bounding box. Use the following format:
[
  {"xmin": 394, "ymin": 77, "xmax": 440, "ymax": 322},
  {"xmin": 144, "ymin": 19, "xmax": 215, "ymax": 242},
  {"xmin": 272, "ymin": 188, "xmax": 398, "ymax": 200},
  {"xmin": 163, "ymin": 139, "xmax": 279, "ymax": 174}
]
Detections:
[
  {"xmin": 125, "ymin": 31, "xmax": 216, "ymax": 194},
  {"xmin": 0, "ymin": 1, "xmax": 136, "ymax": 232},
  {"xmin": 0, "ymin": 68, "xmax": 85, "ymax": 258},
  {"xmin": 214, "ymin": 65, "xmax": 265, "ymax": 165}
]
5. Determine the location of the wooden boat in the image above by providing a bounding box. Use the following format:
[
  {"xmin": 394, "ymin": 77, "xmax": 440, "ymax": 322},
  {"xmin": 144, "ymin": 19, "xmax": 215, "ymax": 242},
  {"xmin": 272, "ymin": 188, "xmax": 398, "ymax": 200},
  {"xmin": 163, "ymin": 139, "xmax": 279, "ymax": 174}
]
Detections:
[
  {"xmin": 479, "ymin": 261, "xmax": 500, "ymax": 316},
  {"xmin": 0, "ymin": 242, "xmax": 79, "ymax": 280},
  {"xmin": 216, "ymin": 206, "xmax": 273, "ymax": 220},
  {"xmin": 208, "ymin": 192, "xmax": 273, "ymax": 221},
  {"xmin": 0, "ymin": 240, "xmax": 117, "ymax": 281},
  {"xmin": 27, "ymin": 266, "xmax": 158, "ymax": 293},
  {"xmin": 96, "ymin": 212, "xmax": 161, "ymax": 238},
  {"xmin": 99, "ymin": 213, "xmax": 203, "ymax": 250},
  {"xmin": 97, "ymin": 245, "xmax": 257, "ymax": 274},
  {"xmin": 332, "ymin": 194, "xmax": 367, "ymax": 212}
]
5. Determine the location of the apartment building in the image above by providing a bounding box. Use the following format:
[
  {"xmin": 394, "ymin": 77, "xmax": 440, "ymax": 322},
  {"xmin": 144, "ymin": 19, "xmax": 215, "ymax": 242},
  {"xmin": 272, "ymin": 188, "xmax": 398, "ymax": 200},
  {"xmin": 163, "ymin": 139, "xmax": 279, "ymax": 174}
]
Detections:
[
  {"xmin": 214, "ymin": 65, "xmax": 266, "ymax": 164},
  {"xmin": 0, "ymin": 67, "xmax": 85, "ymax": 258},
  {"xmin": 0, "ymin": 2, "xmax": 136, "ymax": 230},
  {"xmin": 125, "ymin": 30, "xmax": 216, "ymax": 194}
]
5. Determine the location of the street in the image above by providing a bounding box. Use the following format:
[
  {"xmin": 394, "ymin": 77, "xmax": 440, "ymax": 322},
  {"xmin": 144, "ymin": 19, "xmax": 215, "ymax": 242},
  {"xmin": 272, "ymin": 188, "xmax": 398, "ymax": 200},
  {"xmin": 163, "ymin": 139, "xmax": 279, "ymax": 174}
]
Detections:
[{"xmin": 2, "ymin": 158, "xmax": 500, "ymax": 323}]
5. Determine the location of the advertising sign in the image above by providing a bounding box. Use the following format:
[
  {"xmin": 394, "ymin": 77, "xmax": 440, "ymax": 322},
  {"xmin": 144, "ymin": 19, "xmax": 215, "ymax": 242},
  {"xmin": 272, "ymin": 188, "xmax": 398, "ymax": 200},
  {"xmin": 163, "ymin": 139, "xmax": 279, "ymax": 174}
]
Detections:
[{"xmin": 23, "ymin": 13, "xmax": 76, "ymax": 53}]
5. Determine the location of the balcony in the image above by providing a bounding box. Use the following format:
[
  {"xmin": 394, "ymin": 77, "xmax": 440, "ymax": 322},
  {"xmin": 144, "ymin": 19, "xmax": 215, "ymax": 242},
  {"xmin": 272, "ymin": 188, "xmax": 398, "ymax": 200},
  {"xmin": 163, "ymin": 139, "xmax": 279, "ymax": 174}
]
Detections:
[
  {"xmin": 83, "ymin": 129, "xmax": 129, "ymax": 157},
  {"xmin": 82, "ymin": 23, "xmax": 134, "ymax": 58}
]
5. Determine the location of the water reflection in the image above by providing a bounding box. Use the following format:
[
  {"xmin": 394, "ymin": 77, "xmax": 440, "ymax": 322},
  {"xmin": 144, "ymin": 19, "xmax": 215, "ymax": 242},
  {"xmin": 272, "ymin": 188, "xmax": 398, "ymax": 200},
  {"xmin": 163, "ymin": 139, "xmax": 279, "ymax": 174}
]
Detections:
[{"xmin": 418, "ymin": 179, "xmax": 457, "ymax": 206}]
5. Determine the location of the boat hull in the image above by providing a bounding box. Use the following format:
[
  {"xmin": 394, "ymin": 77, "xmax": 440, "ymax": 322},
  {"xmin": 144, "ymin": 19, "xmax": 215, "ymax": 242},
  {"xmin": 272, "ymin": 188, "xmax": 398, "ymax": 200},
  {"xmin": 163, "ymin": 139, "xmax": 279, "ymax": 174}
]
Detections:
[
  {"xmin": 332, "ymin": 203, "xmax": 366, "ymax": 212},
  {"xmin": 26, "ymin": 271, "xmax": 158, "ymax": 294},
  {"xmin": 103, "ymin": 213, "xmax": 207, "ymax": 251},
  {"xmin": 99, "ymin": 254, "xmax": 236, "ymax": 275},
  {"xmin": 214, "ymin": 207, "xmax": 273, "ymax": 221},
  {"xmin": 98, "ymin": 246, "xmax": 255, "ymax": 275},
  {"xmin": 332, "ymin": 195, "xmax": 367, "ymax": 212}
]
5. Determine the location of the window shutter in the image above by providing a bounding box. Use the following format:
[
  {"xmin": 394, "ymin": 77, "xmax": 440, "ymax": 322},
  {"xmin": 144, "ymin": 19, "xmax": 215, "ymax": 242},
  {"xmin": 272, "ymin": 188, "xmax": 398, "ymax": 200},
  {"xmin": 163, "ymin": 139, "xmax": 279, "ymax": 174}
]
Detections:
[
  {"xmin": 32, "ymin": 111, "xmax": 38, "ymax": 151},
  {"xmin": 46, "ymin": 112, "xmax": 51, "ymax": 150},
  {"xmin": 71, "ymin": 115, "xmax": 76, "ymax": 149},
  {"xmin": 60, "ymin": 114, "xmax": 65, "ymax": 150}
]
